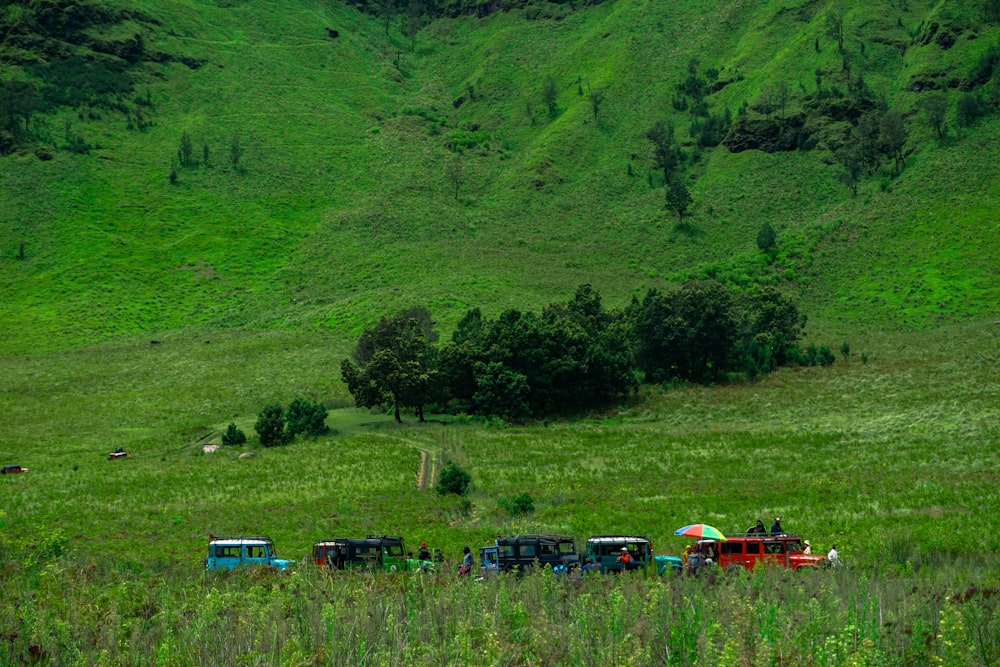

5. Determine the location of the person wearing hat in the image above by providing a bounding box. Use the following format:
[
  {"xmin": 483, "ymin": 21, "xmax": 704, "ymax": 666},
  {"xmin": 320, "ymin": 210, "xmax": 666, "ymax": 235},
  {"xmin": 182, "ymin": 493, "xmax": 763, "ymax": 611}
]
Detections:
[
  {"xmin": 770, "ymin": 517, "xmax": 783, "ymax": 535},
  {"xmin": 617, "ymin": 546, "xmax": 634, "ymax": 569},
  {"xmin": 417, "ymin": 542, "xmax": 431, "ymax": 561},
  {"xmin": 803, "ymin": 540, "xmax": 812, "ymax": 555}
]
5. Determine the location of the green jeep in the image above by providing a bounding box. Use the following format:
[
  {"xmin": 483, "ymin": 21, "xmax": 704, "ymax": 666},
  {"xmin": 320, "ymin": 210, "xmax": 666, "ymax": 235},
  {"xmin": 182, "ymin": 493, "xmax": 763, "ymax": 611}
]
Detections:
[{"xmin": 313, "ymin": 535, "xmax": 433, "ymax": 572}]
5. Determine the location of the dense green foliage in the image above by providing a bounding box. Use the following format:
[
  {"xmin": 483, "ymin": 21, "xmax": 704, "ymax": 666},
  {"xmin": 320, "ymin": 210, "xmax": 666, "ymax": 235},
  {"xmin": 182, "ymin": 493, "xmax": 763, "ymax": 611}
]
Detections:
[{"xmin": 348, "ymin": 282, "xmax": 815, "ymax": 419}]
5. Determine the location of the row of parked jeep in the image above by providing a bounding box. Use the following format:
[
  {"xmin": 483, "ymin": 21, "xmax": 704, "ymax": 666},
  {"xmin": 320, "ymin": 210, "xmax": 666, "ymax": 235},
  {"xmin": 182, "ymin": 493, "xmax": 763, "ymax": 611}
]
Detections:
[
  {"xmin": 205, "ymin": 533, "xmax": 680, "ymax": 574},
  {"xmin": 205, "ymin": 531, "xmax": 826, "ymax": 575}
]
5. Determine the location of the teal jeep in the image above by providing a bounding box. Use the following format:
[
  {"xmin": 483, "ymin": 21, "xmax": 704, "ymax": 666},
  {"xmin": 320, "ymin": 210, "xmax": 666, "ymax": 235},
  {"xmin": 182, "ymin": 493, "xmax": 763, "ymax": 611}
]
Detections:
[
  {"xmin": 586, "ymin": 535, "xmax": 652, "ymax": 572},
  {"xmin": 585, "ymin": 535, "xmax": 683, "ymax": 574},
  {"xmin": 205, "ymin": 536, "xmax": 294, "ymax": 571}
]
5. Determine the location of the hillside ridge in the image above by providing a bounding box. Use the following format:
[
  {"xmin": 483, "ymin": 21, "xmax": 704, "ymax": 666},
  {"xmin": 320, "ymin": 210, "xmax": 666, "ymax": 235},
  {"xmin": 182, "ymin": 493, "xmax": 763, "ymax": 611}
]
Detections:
[{"xmin": 1, "ymin": 0, "xmax": 999, "ymax": 355}]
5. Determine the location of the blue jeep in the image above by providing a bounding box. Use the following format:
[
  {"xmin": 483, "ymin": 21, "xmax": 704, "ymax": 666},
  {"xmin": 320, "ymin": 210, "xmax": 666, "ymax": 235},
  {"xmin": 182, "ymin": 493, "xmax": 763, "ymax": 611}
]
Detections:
[{"xmin": 206, "ymin": 535, "xmax": 294, "ymax": 571}]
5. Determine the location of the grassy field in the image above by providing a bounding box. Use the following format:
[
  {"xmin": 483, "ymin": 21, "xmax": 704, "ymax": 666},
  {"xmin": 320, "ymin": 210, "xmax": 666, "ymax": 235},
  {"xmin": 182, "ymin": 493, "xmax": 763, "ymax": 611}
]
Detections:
[
  {"xmin": 2, "ymin": 0, "xmax": 1000, "ymax": 663},
  {"xmin": 2, "ymin": 319, "xmax": 998, "ymax": 664}
]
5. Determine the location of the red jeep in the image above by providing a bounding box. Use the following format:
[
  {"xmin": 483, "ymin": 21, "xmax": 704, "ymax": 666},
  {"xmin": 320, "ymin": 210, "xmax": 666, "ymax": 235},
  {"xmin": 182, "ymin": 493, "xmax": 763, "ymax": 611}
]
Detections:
[{"xmin": 692, "ymin": 533, "xmax": 825, "ymax": 572}]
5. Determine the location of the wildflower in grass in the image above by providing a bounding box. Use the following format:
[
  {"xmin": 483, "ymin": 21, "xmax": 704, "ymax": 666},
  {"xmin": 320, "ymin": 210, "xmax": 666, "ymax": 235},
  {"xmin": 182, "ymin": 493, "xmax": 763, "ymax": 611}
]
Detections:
[{"xmin": 934, "ymin": 605, "xmax": 972, "ymax": 666}]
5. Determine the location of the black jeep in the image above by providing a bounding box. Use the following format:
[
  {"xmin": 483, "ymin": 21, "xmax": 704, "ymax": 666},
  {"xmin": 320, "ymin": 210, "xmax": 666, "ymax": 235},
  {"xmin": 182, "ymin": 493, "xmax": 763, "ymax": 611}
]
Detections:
[{"xmin": 490, "ymin": 534, "xmax": 579, "ymax": 572}]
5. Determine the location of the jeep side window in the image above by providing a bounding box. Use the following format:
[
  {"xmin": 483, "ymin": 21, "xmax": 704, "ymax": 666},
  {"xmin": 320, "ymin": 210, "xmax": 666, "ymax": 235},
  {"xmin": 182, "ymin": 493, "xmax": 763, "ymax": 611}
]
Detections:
[
  {"xmin": 559, "ymin": 542, "xmax": 574, "ymax": 553},
  {"xmin": 539, "ymin": 544, "xmax": 555, "ymax": 556},
  {"xmin": 765, "ymin": 543, "xmax": 784, "ymax": 555},
  {"xmin": 721, "ymin": 542, "xmax": 742, "ymax": 555},
  {"xmin": 520, "ymin": 545, "xmax": 536, "ymax": 558},
  {"xmin": 499, "ymin": 545, "xmax": 515, "ymax": 558},
  {"xmin": 746, "ymin": 542, "xmax": 761, "ymax": 555},
  {"xmin": 222, "ymin": 546, "xmax": 241, "ymax": 558}
]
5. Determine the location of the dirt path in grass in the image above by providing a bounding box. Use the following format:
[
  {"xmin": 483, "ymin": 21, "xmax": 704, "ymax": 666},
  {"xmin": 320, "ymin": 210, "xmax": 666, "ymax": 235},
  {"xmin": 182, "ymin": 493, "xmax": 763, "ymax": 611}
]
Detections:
[
  {"xmin": 416, "ymin": 449, "xmax": 431, "ymax": 490},
  {"xmin": 363, "ymin": 432, "xmax": 439, "ymax": 491}
]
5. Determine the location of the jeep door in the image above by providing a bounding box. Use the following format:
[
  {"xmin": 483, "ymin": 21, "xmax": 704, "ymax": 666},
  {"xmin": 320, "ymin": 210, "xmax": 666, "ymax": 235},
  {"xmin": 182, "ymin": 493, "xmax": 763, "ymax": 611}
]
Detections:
[
  {"xmin": 742, "ymin": 540, "xmax": 762, "ymax": 569},
  {"xmin": 761, "ymin": 539, "xmax": 787, "ymax": 568},
  {"xmin": 245, "ymin": 543, "xmax": 271, "ymax": 566},
  {"xmin": 719, "ymin": 540, "xmax": 744, "ymax": 569},
  {"xmin": 211, "ymin": 544, "xmax": 242, "ymax": 570}
]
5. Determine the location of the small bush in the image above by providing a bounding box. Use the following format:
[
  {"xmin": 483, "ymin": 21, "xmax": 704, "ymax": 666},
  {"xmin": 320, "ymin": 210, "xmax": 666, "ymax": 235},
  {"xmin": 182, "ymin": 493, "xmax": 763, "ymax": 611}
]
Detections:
[
  {"xmin": 437, "ymin": 461, "xmax": 471, "ymax": 496},
  {"xmin": 286, "ymin": 398, "xmax": 329, "ymax": 438},
  {"xmin": 255, "ymin": 403, "xmax": 291, "ymax": 447},
  {"xmin": 499, "ymin": 492, "xmax": 534, "ymax": 516},
  {"xmin": 446, "ymin": 128, "xmax": 490, "ymax": 152},
  {"xmin": 221, "ymin": 423, "xmax": 246, "ymax": 446}
]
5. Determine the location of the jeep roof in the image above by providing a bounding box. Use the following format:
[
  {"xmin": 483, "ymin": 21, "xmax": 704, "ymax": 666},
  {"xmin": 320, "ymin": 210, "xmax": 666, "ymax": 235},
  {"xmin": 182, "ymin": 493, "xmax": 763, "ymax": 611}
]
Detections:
[
  {"xmin": 209, "ymin": 535, "xmax": 275, "ymax": 546},
  {"xmin": 586, "ymin": 535, "xmax": 651, "ymax": 545},
  {"xmin": 495, "ymin": 533, "xmax": 576, "ymax": 545}
]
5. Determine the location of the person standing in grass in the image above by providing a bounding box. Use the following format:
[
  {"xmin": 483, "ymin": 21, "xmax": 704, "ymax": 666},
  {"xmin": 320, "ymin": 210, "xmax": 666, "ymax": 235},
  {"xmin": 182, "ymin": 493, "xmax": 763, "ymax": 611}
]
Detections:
[
  {"xmin": 459, "ymin": 546, "xmax": 473, "ymax": 575},
  {"xmin": 418, "ymin": 542, "xmax": 431, "ymax": 561},
  {"xmin": 827, "ymin": 544, "xmax": 840, "ymax": 567}
]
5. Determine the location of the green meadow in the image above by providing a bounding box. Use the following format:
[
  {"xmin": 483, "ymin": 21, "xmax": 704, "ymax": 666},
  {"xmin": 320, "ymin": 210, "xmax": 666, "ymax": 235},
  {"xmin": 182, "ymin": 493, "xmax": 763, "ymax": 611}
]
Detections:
[
  {"xmin": 2, "ymin": 0, "xmax": 1000, "ymax": 663},
  {"xmin": 2, "ymin": 320, "xmax": 998, "ymax": 664}
]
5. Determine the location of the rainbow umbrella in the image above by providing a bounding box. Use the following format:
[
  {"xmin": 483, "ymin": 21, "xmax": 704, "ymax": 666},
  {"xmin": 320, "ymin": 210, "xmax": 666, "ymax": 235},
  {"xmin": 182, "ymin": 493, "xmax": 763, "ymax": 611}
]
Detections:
[{"xmin": 674, "ymin": 524, "xmax": 727, "ymax": 541}]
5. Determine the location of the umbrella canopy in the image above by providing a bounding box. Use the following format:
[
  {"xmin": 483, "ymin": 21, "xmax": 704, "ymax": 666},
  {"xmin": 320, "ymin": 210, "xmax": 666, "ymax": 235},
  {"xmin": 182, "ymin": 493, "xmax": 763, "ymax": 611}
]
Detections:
[{"xmin": 674, "ymin": 524, "xmax": 727, "ymax": 541}]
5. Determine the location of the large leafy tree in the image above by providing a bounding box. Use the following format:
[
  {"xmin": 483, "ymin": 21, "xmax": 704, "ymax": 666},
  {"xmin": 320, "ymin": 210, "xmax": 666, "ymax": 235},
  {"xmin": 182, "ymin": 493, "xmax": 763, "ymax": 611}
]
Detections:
[
  {"xmin": 646, "ymin": 120, "xmax": 680, "ymax": 182},
  {"xmin": 341, "ymin": 307, "xmax": 440, "ymax": 422},
  {"xmin": 737, "ymin": 286, "xmax": 807, "ymax": 375},
  {"xmin": 665, "ymin": 178, "xmax": 693, "ymax": 223},
  {"xmin": 631, "ymin": 280, "xmax": 738, "ymax": 384},
  {"xmin": 440, "ymin": 286, "xmax": 635, "ymax": 419}
]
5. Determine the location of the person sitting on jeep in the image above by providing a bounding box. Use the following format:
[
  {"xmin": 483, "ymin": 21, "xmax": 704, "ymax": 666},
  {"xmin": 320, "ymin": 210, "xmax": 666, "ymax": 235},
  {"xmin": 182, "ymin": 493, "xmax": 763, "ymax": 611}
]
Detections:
[
  {"xmin": 748, "ymin": 519, "xmax": 766, "ymax": 535},
  {"xmin": 770, "ymin": 517, "xmax": 783, "ymax": 535},
  {"xmin": 618, "ymin": 547, "xmax": 640, "ymax": 570}
]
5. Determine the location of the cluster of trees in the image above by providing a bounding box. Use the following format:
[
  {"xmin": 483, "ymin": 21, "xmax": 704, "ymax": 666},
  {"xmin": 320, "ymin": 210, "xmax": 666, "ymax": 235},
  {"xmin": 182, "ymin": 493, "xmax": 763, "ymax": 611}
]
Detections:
[
  {"xmin": 0, "ymin": 80, "xmax": 40, "ymax": 154},
  {"xmin": 170, "ymin": 130, "xmax": 243, "ymax": 183},
  {"xmin": 251, "ymin": 398, "xmax": 329, "ymax": 447},
  {"xmin": 836, "ymin": 105, "xmax": 908, "ymax": 194},
  {"xmin": 342, "ymin": 282, "xmax": 832, "ymax": 422}
]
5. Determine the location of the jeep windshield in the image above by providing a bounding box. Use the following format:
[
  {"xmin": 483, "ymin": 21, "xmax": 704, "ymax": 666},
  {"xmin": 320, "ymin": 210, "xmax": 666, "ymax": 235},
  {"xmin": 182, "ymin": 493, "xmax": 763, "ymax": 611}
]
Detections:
[{"xmin": 782, "ymin": 539, "xmax": 803, "ymax": 552}]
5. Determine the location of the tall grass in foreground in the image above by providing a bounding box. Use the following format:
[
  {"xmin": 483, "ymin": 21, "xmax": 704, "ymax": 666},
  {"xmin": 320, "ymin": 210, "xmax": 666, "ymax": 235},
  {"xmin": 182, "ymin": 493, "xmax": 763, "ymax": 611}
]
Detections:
[{"xmin": 1, "ymin": 550, "xmax": 998, "ymax": 666}]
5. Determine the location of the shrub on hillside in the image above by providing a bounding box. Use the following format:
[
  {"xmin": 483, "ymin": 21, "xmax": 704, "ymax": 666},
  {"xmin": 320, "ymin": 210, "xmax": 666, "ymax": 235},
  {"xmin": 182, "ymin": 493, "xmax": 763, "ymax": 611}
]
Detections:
[
  {"xmin": 286, "ymin": 398, "xmax": 329, "ymax": 438},
  {"xmin": 221, "ymin": 422, "xmax": 246, "ymax": 446},
  {"xmin": 255, "ymin": 403, "xmax": 291, "ymax": 447},
  {"xmin": 499, "ymin": 492, "xmax": 534, "ymax": 516},
  {"xmin": 437, "ymin": 461, "xmax": 471, "ymax": 496}
]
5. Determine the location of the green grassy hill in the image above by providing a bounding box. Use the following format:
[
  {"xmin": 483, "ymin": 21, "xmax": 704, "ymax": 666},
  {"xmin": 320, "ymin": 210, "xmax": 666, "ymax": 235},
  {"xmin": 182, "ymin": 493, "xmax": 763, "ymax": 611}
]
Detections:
[{"xmin": 2, "ymin": 0, "xmax": 998, "ymax": 359}]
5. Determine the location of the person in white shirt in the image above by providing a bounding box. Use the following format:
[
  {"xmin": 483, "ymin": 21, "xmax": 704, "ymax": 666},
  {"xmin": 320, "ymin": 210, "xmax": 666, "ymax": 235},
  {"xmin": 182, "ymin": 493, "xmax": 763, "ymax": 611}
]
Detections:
[{"xmin": 827, "ymin": 544, "xmax": 840, "ymax": 566}]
